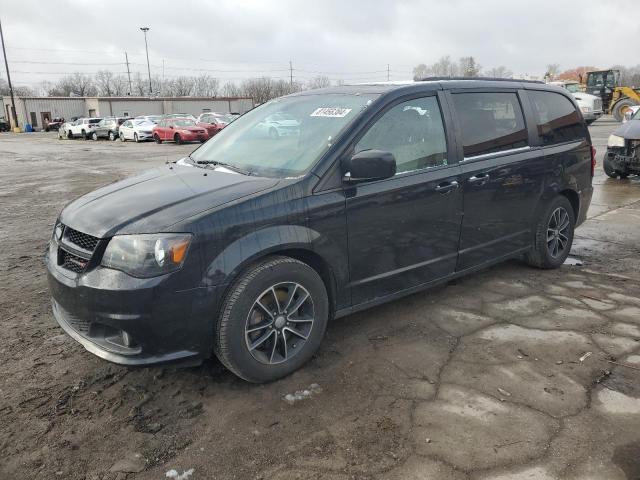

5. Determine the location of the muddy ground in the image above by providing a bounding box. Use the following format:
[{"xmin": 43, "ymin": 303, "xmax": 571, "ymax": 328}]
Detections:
[{"xmin": 1, "ymin": 118, "xmax": 639, "ymax": 480}]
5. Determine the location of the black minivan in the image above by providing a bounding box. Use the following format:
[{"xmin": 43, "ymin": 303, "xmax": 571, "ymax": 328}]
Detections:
[{"xmin": 46, "ymin": 79, "xmax": 595, "ymax": 382}]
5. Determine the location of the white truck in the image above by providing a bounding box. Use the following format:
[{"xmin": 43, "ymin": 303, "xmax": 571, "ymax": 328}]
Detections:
[{"xmin": 549, "ymin": 81, "xmax": 603, "ymax": 125}]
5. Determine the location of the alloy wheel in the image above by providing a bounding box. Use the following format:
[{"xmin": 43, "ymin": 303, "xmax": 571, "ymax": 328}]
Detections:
[
  {"xmin": 244, "ymin": 282, "xmax": 314, "ymax": 365},
  {"xmin": 547, "ymin": 207, "xmax": 570, "ymax": 258}
]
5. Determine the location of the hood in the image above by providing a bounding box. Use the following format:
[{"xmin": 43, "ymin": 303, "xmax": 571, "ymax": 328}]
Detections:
[
  {"xmin": 612, "ymin": 120, "xmax": 640, "ymax": 140},
  {"xmin": 60, "ymin": 164, "xmax": 280, "ymax": 237},
  {"xmin": 179, "ymin": 126, "xmax": 205, "ymax": 132},
  {"xmin": 572, "ymin": 92, "xmax": 599, "ymax": 102}
]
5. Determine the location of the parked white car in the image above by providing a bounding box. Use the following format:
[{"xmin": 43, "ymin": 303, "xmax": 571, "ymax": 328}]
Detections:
[
  {"xmin": 549, "ymin": 81, "xmax": 603, "ymax": 125},
  {"xmin": 119, "ymin": 119, "xmax": 155, "ymax": 142},
  {"xmin": 66, "ymin": 118, "xmax": 102, "ymax": 139},
  {"xmin": 134, "ymin": 115, "xmax": 162, "ymax": 124},
  {"xmin": 253, "ymin": 113, "xmax": 300, "ymax": 138}
]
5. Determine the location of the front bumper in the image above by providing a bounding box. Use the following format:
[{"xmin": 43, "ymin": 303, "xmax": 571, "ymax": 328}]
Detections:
[
  {"xmin": 582, "ymin": 110, "xmax": 603, "ymax": 121},
  {"xmin": 46, "ymin": 241, "xmax": 222, "ymax": 366},
  {"xmin": 136, "ymin": 131, "xmax": 154, "ymax": 140},
  {"xmin": 606, "ymin": 148, "xmax": 640, "ymax": 172},
  {"xmin": 181, "ymin": 132, "xmax": 209, "ymax": 142}
]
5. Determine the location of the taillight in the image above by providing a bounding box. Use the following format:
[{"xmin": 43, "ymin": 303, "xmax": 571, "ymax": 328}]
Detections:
[{"xmin": 590, "ymin": 146, "xmax": 596, "ymax": 177}]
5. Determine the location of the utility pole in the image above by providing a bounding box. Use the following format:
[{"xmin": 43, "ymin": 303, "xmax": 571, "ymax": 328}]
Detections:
[
  {"xmin": 124, "ymin": 52, "xmax": 132, "ymax": 95},
  {"xmin": 387, "ymin": 64, "xmax": 390, "ymax": 82},
  {"xmin": 140, "ymin": 27, "xmax": 152, "ymax": 95},
  {"xmin": 289, "ymin": 60, "xmax": 293, "ymax": 89},
  {"xmin": 162, "ymin": 58, "xmax": 165, "ymax": 96},
  {"xmin": 0, "ymin": 18, "xmax": 18, "ymax": 129}
]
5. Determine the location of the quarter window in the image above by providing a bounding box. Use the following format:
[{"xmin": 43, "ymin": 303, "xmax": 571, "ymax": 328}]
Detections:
[
  {"xmin": 355, "ymin": 96, "xmax": 448, "ymax": 174},
  {"xmin": 528, "ymin": 91, "xmax": 585, "ymax": 146},
  {"xmin": 452, "ymin": 92, "xmax": 528, "ymax": 158}
]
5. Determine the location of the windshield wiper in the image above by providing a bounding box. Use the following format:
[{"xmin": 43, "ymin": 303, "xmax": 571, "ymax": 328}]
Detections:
[{"xmin": 193, "ymin": 158, "xmax": 253, "ymax": 176}]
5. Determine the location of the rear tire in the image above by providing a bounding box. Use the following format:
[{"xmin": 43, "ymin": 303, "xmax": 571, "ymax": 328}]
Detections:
[
  {"xmin": 91, "ymin": 132, "xmax": 98, "ymax": 141},
  {"xmin": 120, "ymin": 132, "xmax": 126, "ymax": 142},
  {"xmin": 108, "ymin": 131, "xmax": 116, "ymax": 141},
  {"xmin": 214, "ymin": 256, "xmax": 329, "ymax": 383},
  {"xmin": 526, "ymin": 196, "xmax": 575, "ymax": 269},
  {"xmin": 154, "ymin": 134, "xmax": 162, "ymax": 144},
  {"xmin": 67, "ymin": 130, "xmax": 73, "ymax": 140},
  {"xmin": 134, "ymin": 133, "xmax": 139, "ymax": 143},
  {"xmin": 174, "ymin": 133, "xmax": 183, "ymax": 145}
]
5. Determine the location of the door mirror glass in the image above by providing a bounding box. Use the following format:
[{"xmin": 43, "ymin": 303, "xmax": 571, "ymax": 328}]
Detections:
[{"xmin": 344, "ymin": 150, "xmax": 396, "ymax": 183}]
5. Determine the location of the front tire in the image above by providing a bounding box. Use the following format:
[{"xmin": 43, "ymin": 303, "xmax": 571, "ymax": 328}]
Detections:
[
  {"xmin": 214, "ymin": 256, "xmax": 329, "ymax": 383},
  {"xmin": 154, "ymin": 134, "xmax": 162, "ymax": 144},
  {"xmin": 120, "ymin": 132, "xmax": 126, "ymax": 142},
  {"xmin": 108, "ymin": 131, "xmax": 116, "ymax": 141},
  {"xmin": 527, "ymin": 196, "xmax": 575, "ymax": 269},
  {"xmin": 67, "ymin": 130, "xmax": 73, "ymax": 140},
  {"xmin": 174, "ymin": 133, "xmax": 183, "ymax": 145},
  {"xmin": 91, "ymin": 132, "xmax": 98, "ymax": 141},
  {"xmin": 81, "ymin": 130, "xmax": 88, "ymax": 140},
  {"xmin": 134, "ymin": 133, "xmax": 139, "ymax": 143}
]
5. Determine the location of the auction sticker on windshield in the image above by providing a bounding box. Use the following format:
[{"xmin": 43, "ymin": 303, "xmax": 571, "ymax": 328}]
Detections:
[{"xmin": 310, "ymin": 107, "xmax": 352, "ymax": 118}]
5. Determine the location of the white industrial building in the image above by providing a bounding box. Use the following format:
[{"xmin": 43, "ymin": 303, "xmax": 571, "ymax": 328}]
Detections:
[{"xmin": 2, "ymin": 95, "xmax": 254, "ymax": 130}]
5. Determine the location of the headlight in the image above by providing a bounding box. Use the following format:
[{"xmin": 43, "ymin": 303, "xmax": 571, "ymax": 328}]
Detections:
[
  {"xmin": 581, "ymin": 106, "xmax": 592, "ymax": 113},
  {"xmin": 101, "ymin": 234, "xmax": 192, "ymax": 278},
  {"xmin": 607, "ymin": 135, "xmax": 625, "ymax": 148}
]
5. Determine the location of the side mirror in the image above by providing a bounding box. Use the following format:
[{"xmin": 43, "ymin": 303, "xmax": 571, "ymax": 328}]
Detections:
[
  {"xmin": 169, "ymin": 125, "xmax": 174, "ymax": 129},
  {"xmin": 344, "ymin": 150, "xmax": 396, "ymax": 183}
]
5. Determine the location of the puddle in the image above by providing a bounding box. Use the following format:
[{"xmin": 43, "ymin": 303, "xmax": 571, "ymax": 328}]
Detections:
[{"xmin": 613, "ymin": 441, "xmax": 640, "ymax": 480}]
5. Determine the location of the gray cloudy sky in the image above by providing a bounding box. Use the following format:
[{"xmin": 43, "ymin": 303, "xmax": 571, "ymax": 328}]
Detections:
[{"xmin": 2, "ymin": 0, "xmax": 638, "ymax": 88}]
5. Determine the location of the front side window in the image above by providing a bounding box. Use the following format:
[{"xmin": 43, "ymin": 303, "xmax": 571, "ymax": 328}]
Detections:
[
  {"xmin": 529, "ymin": 91, "xmax": 585, "ymax": 145},
  {"xmin": 452, "ymin": 92, "xmax": 528, "ymax": 158},
  {"xmin": 354, "ymin": 96, "xmax": 448, "ymax": 174},
  {"xmin": 190, "ymin": 93, "xmax": 378, "ymax": 177}
]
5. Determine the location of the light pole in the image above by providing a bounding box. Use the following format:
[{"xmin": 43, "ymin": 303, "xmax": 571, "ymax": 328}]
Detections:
[
  {"xmin": 140, "ymin": 27, "xmax": 152, "ymax": 95},
  {"xmin": 0, "ymin": 18, "xmax": 18, "ymax": 129}
]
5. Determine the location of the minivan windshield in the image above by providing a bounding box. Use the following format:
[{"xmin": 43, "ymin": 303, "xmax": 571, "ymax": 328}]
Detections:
[{"xmin": 190, "ymin": 93, "xmax": 378, "ymax": 177}]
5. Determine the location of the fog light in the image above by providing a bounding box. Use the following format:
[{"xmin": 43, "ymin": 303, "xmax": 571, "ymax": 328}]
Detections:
[{"xmin": 122, "ymin": 331, "xmax": 134, "ymax": 347}]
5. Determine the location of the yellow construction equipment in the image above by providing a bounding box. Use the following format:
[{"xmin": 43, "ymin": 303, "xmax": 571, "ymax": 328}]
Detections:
[{"xmin": 585, "ymin": 69, "xmax": 640, "ymax": 122}]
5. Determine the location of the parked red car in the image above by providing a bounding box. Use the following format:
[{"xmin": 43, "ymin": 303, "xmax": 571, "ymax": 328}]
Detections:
[
  {"xmin": 196, "ymin": 113, "xmax": 230, "ymax": 137},
  {"xmin": 152, "ymin": 118, "xmax": 209, "ymax": 144}
]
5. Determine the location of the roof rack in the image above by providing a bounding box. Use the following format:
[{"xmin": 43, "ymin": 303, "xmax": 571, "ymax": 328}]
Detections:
[{"xmin": 418, "ymin": 76, "xmax": 544, "ymax": 84}]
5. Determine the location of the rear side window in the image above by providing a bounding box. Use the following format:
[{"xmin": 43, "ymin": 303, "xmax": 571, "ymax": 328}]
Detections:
[
  {"xmin": 452, "ymin": 92, "xmax": 528, "ymax": 158},
  {"xmin": 528, "ymin": 91, "xmax": 585, "ymax": 146}
]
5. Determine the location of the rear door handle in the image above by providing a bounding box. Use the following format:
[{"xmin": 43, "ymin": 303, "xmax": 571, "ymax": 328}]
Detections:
[
  {"xmin": 435, "ymin": 180, "xmax": 459, "ymax": 194},
  {"xmin": 468, "ymin": 173, "xmax": 490, "ymax": 185}
]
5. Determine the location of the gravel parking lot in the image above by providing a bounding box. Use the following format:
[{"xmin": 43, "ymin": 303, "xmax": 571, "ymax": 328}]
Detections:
[{"xmin": 1, "ymin": 118, "xmax": 640, "ymax": 480}]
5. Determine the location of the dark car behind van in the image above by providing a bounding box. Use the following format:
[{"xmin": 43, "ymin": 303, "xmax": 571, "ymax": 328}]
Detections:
[{"xmin": 46, "ymin": 79, "xmax": 594, "ymax": 382}]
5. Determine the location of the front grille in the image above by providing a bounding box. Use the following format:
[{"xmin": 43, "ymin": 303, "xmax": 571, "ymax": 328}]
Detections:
[
  {"xmin": 64, "ymin": 308, "xmax": 92, "ymax": 335},
  {"xmin": 64, "ymin": 227, "xmax": 99, "ymax": 252},
  {"xmin": 61, "ymin": 250, "xmax": 90, "ymax": 274},
  {"xmin": 594, "ymin": 98, "xmax": 602, "ymax": 111}
]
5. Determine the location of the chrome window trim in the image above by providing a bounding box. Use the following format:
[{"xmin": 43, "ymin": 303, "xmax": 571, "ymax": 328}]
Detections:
[{"xmin": 462, "ymin": 146, "xmax": 532, "ymax": 162}]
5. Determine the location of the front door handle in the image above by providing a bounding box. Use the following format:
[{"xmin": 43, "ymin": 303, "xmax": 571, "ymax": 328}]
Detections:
[
  {"xmin": 468, "ymin": 173, "xmax": 490, "ymax": 185},
  {"xmin": 435, "ymin": 180, "xmax": 459, "ymax": 194}
]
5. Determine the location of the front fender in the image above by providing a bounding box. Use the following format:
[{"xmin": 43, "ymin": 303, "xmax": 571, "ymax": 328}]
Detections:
[{"xmin": 201, "ymin": 225, "xmax": 322, "ymax": 288}]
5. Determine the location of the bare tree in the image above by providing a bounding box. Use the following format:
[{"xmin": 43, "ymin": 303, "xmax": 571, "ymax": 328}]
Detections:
[
  {"xmin": 459, "ymin": 57, "xmax": 481, "ymax": 77},
  {"xmin": 485, "ymin": 66, "xmax": 513, "ymax": 78},
  {"xmin": 95, "ymin": 70, "xmax": 117, "ymax": 96},
  {"xmin": 193, "ymin": 74, "xmax": 219, "ymax": 96},
  {"xmin": 546, "ymin": 64, "xmax": 560, "ymax": 80},
  {"xmin": 307, "ymin": 75, "xmax": 331, "ymax": 90},
  {"xmin": 412, "ymin": 64, "xmax": 428, "ymax": 81},
  {"xmin": 221, "ymin": 82, "xmax": 242, "ymax": 97}
]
